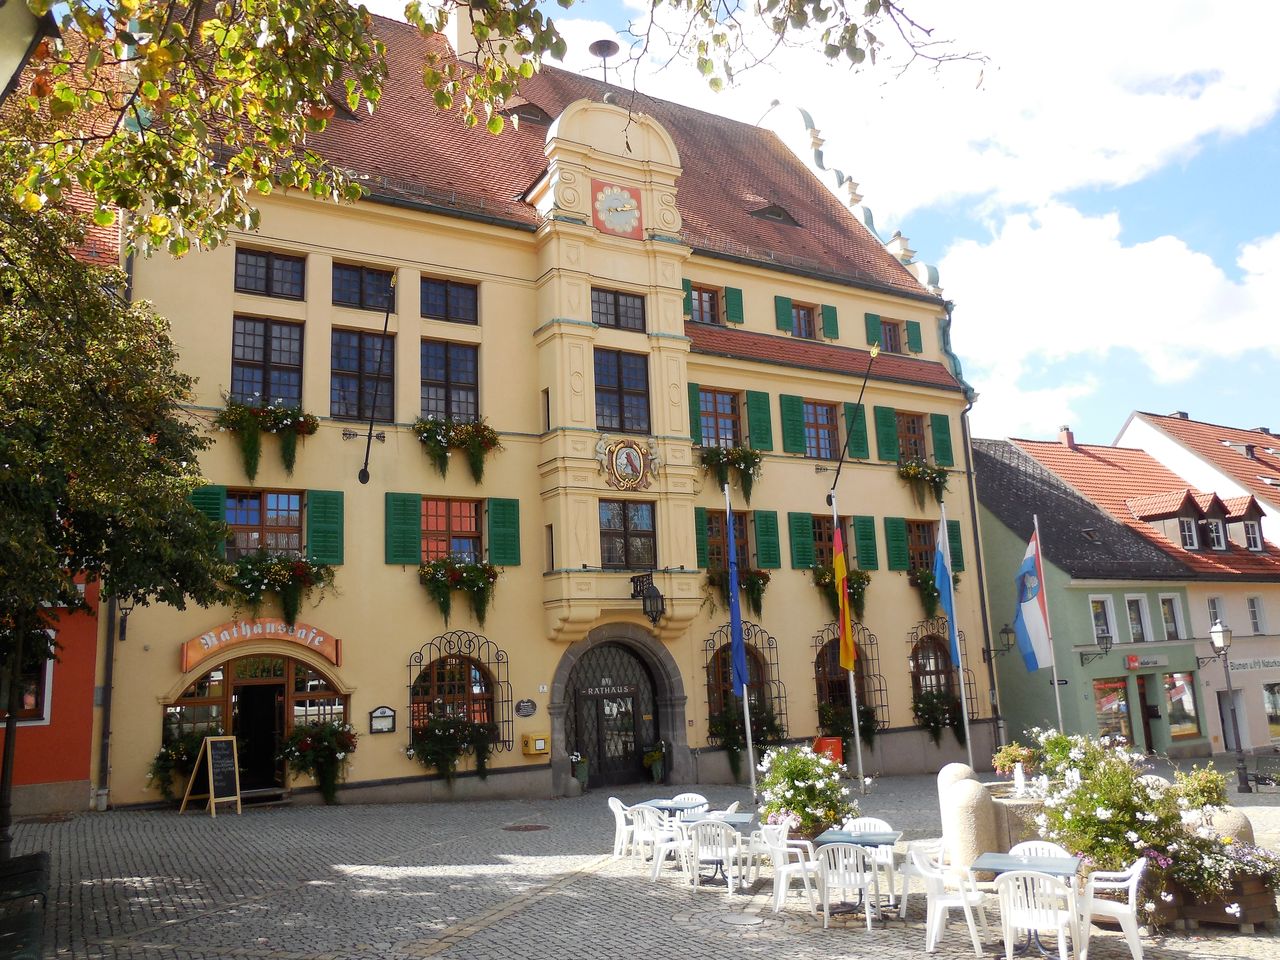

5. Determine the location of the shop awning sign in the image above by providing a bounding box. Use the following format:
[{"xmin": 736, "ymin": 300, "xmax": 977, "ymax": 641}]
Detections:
[
  {"xmin": 180, "ymin": 618, "xmax": 341, "ymax": 672},
  {"xmin": 1124, "ymin": 653, "xmax": 1168, "ymax": 670}
]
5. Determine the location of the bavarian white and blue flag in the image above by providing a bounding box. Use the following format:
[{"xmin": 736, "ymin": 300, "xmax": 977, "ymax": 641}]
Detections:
[{"xmin": 1013, "ymin": 531, "xmax": 1054, "ymax": 672}]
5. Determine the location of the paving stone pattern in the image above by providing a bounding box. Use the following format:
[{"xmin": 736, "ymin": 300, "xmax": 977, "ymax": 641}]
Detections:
[{"xmin": 18, "ymin": 774, "xmax": 1280, "ymax": 959}]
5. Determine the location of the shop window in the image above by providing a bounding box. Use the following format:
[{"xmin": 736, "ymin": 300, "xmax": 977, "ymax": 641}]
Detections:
[
  {"xmin": 909, "ymin": 636, "xmax": 953, "ymax": 700},
  {"xmin": 235, "ymin": 248, "xmax": 305, "ymax": 300},
  {"xmin": 226, "ymin": 490, "xmax": 302, "ymax": 559},
  {"xmin": 1163, "ymin": 672, "xmax": 1200, "ymax": 740},
  {"xmin": 422, "ymin": 499, "xmax": 481, "ymax": 562},
  {"xmin": 420, "ymin": 340, "xmax": 478, "ymax": 422},
  {"xmin": 599, "ymin": 500, "xmax": 655, "ymax": 569},
  {"xmin": 803, "ymin": 400, "xmax": 839, "ymax": 459},
  {"xmin": 231, "ymin": 317, "xmax": 303, "ymax": 407},
  {"xmin": 421, "ymin": 278, "xmax": 478, "ymax": 324},
  {"xmin": 1265, "ymin": 682, "xmax": 1280, "ymax": 743},
  {"xmin": 410, "ymin": 655, "xmax": 495, "ymax": 726},
  {"xmin": 591, "ymin": 288, "xmax": 646, "ymax": 332},
  {"xmin": 331, "ymin": 329, "xmax": 394, "ymax": 422},
  {"xmin": 699, "ymin": 389, "xmax": 741, "ymax": 449},
  {"xmin": 1092, "ymin": 677, "xmax": 1132, "ymax": 742},
  {"xmin": 594, "ymin": 349, "xmax": 650, "ymax": 434},
  {"xmin": 332, "ymin": 263, "xmax": 394, "ymax": 311},
  {"xmin": 896, "ymin": 411, "xmax": 927, "ymax": 461}
]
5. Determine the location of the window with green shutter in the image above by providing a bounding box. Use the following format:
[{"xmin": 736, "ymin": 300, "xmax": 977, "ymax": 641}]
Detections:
[
  {"xmin": 788, "ymin": 512, "xmax": 815, "ymax": 569},
  {"xmin": 745, "ymin": 390, "xmax": 773, "ymax": 450},
  {"xmin": 874, "ymin": 406, "xmax": 900, "ymax": 461},
  {"xmin": 883, "ymin": 516, "xmax": 909, "ymax": 570},
  {"xmin": 852, "ymin": 515, "xmax": 878, "ymax": 570},
  {"xmin": 930, "ymin": 413, "xmax": 954, "ymax": 467},
  {"xmin": 844, "ymin": 403, "xmax": 868, "ymax": 459},
  {"xmin": 682, "ymin": 279, "xmax": 693, "ymax": 318},
  {"xmin": 694, "ymin": 506, "xmax": 709, "ymax": 569},
  {"xmin": 864, "ymin": 313, "xmax": 881, "ymax": 346},
  {"xmin": 779, "ymin": 394, "xmax": 806, "ymax": 454},
  {"xmin": 190, "ymin": 485, "xmax": 227, "ymax": 557},
  {"xmin": 774, "ymin": 295, "xmax": 794, "ymax": 332},
  {"xmin": 947, "ymin": 519, "xmax": 965, "ymax": 572},
  {"xmin": 487, "ymin": 498, "xmax": 521, "ymax": 566},
  {"xmin": 821, "ymin": 304, "xmax": 838, "ymax": 339},
  {"xmin": 724, "ymin": 287, "xmax": 745, "ymax": 324},
  {"xmin": 385, "ymin": 492, "xmax": 423, "ymax": 564},
  {"xmin": 754, "ymin": 511, "xmax": 781, "ymax": 568},
  {"xmin": 687, "ymin": 381, "xmax": 702, "ymax": 444},
  {"xmin": 905, "ymin": 319, "xmax": 923, "ymax": 353},
  {"xmin": 306, "ymin": 490, "xmax": 345, "ymax": 565}
]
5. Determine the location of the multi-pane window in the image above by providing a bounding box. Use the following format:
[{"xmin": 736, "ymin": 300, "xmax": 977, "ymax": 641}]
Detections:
[
  {"xmin": 410, "ymin": 656, "xmax": 494, "ymax": 726},
  {"xmin": 591, "ymin": 288, "xmax": 646, "ymax": 332},
  {"xmin": 226, "ymin": 490, "xmax": 302, "ymax": 558},
  {"xmin": 909, "ymin": 637, "xmax": 953, "ymax": 700},
  {"xmin": 1178, "ymin": 517, "xmax": 1199, "ymax": 549},
  {"xmin": 906, "ymin": 520, "xmax": 936, "ymax": 571},
  {"xmin": 1160, "ymin": 596, "xmax": 1183, "ymax": 641},
  {"xmin": 1245, "ymin": 521, "xmax": 1263, "ymax": 551},
  {"xmin": 1091, "ymin": 597, "xmax": 1116, "ymax": 640},
  {"xmin": 708, "ymin": 644, "xmax": 766, "ymax": 716},
  {"xmin": 812, "ymin": 516, "xmax": 849, "ymax": 567},
  {"xmin": 793, "ymin": 303, "xmax": 817, "ymax": 339},
  {"xmin": 1206, "ymin": 519, "xmax": 1226, "ymax": 550},
  {"xmin": 896, "ymin": 411, "xmax": 927, "ymax": 461},
  {"xmin": 234, "ymin": 248, "xmax": 305, "ymax": 300},
  {"xmin": 1207, "ymin": 595, "xmax": 1224, "ymax": 627},
  {"xmin": 815, "ymin": 638, "xmax": 867, "ymax": 712},
  {"xmin": 1164, "ymin": 671, "xmax": 1200, "ymax": 739},
  {"xmin": 421, "ymin": 278, "xmax": 478, "ymax": 324},
  {"xmin": 594, "ymin": 349, "xmax": 650, "ymax": 434},
  {"xmin": 332, "ymin": 263, "xmax": 394, "ymax": 311},
  {"xmin": 231, "ymin": 317, "xmax": 303, "ymax": 406},
  {"xmin": 691, "ymin": 286, "xmax": 720, "ymax": 325},
  {"xmin": 1249, "ymin": 597, "xmax": 1266, "ymax": 635},
  {"xmin": 803, "ymin": 400, "xmax": 839, "ymax": 459},
  {"xmin": 1092, "ymin": 678, "xmax": 1132, "ymax": 741},
  {"xmin": 420, "ymin": 340, "xmax": 478, "ymax": 422},
  {"xmin": 331, "ymin": 330, "xmax": 394, "ymax": 421},
  {"xmin": 599, "ymin": 500, "xmax": 655, "ymax": 569},
  {"xmin": 0, "ymin": 661, "xmax": 47, "ymax": 721},
  {"xmin": 699, "ymin": 389, "xmax": 741, "ymax": 448},
  {"xmin": 706, "ymin": 510, "xmax": 748, "ymax": 571},
  {"xmin": 422, "ymin": 499, "xmax": 481, "ymax": 562},
  {"xmin": 880, "ymin": 319, "xmax": 903, "ymax": 353},
  {"xmin": 1126, "ymin": 597, "xmax": 1150, "ymax": 642}
]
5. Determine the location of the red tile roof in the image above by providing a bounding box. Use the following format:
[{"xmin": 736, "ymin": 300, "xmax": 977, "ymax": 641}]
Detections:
[
  {"xmin": 1133, "ymin": 412, "xmax": 1280, "ymax": 507},
  {"xmin": 1013, "ymin": 438, "xmax": 1280, "ymax": 580},
  {"xmin": 1125, "ymin": 490, "xmax": 1193, "ymax": 520},
  {"xmin": 1222, "ymin": 495, "xmax": 1258, "ymax": 520},
  {"xmin": 311, "ymin": 17, "xmax": 934, "ymax": 299},
  {"xmin": 685, "ymin": 321, "xmax": 962, "ymax": 390}
]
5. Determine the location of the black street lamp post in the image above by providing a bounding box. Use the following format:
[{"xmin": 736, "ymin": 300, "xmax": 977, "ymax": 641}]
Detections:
[{"xmin": 1198, "ymin": 621, "xmax": 1252, "ymax": 794}]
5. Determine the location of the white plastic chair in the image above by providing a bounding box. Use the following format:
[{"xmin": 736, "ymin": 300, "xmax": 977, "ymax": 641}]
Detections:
[
  {"xmin": 897, "ymin": 837, "xmax": 944, "ymax": 919},
  {"xmin": 649, "ymin": 819, "xmax": 691, "ymax": 882},
  {"xmin": 672, "ymin": 792, "xmax": 710, "ymax": 821},
  {"xmin": 761, "ymin": 824, "xmax": 820, "ymax": 914},
  {"xmin": 1079, "ymin": 857, "xmax": 1147, "ymax": 960},
  {"xmin": 842, "ymin": 816, "xmax": 899, "ymax": 905},
  {"xmin": 1009, "ymin": 840, "xmax": 1072, "ymax": 860},
  {"xmin": 911, "ymin": 847, "xmax": 988, "ymax": 957},
  {"xmin": 631, "ymin": 804, "xmax": 677, "ymax": 864},
  {"xmin": 817, "ymin": 841, "xmax": 880, "ymax": 930},
  {"xmin": 687, "ymin": 819, "xmax": 744, "ymax": 893},
  {"xmin": 742, "ymin": 821, "xmax": 811, "ymax": 884},
  {"xmin": 606, "ymin": 797, "xmax": 635, "ymax": 859},
  {"xmin": 995, "ymin": 871, "xmax": 1080, "ymax": 960}
]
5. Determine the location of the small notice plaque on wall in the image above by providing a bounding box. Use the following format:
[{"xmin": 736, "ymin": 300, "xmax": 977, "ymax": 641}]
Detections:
[
  {"xmin": 515, "ymin": 699, "xmax": 537, "ymax": 718},
  {"xmin": 369, "ymin": 706, "xmax": 396, "ymax": 734}
]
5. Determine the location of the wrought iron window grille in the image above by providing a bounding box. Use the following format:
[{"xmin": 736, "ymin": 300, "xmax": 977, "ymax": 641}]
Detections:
[
  {"xmin": 407, "ymin": 630, "xmax": 512, "ymax": 750},
  {"xmin": 702, "ymin": 621, "xmax": 789, "ymax": 741},
  {"xmin": 810, "ymin": 621, "xmax": 889, "ymax": 730},
  {"xmin": 909, "ymin": 616, "xmax": 978, "ymax": 720}
]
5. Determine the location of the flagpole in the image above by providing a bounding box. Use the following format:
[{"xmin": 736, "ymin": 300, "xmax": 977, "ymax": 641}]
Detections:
[
  {"xmin": 727, "ymin": 482, "xmax": 759, "ymax": 802},
  {"xmin": 940, "ymin": 501, "xmax": 975, "ymax": 770},
  {"xmin": 831, "ymin": 492, "xmax": 867, "ymax": 792},
  {"xmin": 1034, "ymin": 513, "xmax": 1065, "ymax": 732}
]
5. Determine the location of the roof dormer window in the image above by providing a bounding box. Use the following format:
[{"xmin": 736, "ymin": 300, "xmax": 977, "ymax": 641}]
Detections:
[
  {"xmin": 1178, "ymin": 517, "xmax": 1198, "ymax": 549},
  {"xmin": 749, "ymin": 203, "xmax": 799, "ymax": 227},
  {"xmin": 1244, "ymin": 520, "xmax": 1262, "ymax": 551},
  {"xmin": 1205, "ymin": 518, "xmax": 1226, "ymax": 551}
]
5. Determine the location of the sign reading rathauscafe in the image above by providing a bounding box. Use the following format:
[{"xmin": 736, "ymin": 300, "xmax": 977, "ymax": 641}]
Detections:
[{"xmin": 179, "ymin": 618, "xmax": 342, "ymax": 671}]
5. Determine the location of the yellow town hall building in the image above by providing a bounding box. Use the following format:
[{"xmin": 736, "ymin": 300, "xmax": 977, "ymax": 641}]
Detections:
[{"xmin": 107, "ymin": 18, "xmax": 997, "ymax": 805}]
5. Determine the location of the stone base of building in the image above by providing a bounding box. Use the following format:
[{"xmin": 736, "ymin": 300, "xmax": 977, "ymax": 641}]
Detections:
[
  {"xmin": 10, "ymin": 779, "xmax": 93, "ymax": 816},
  {"xmin": 307, "ymin": 765, "xmax": 556, "ymax": 806}
]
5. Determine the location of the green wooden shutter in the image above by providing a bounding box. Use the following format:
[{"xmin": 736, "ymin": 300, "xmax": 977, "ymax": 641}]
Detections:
[
  {"xmin": 844, "ymin": 402, "xmax": 869, "ymax": 459},
  {"xmin": 821, "ymin": 304, "xmax": 838, "ymax": 339},
  {"xmin": 306, "ymin": 490, "xmax": 345, "ymax": 565},
  {"xmin": 947, "ymin": 519, "xmax": 965, "ymax": 572},
  {"xmin": 884, "ymin": 517, "xmax": 909, "ymax": 571},
  {"xmin": 384, "ymin": 492, "xmax": 423, "ymax": 565},
  {"xmin": 487, "ymin": 498, "xmax": 521, "ymax": 566},
  {"xmin": 190, "ymin": 485, "xmax": 227, "ymax": 557},
  {"xmin": 864, "ymin": 313, "xmax": 881, "ymax": 346},
  {"xmin": 682, "ymin": 279, "xmax": 693, "ymax": 318},
  {"xmin": 754, "ymin": 511, "xmax": 781, "ymax": 569},
  {"xmin": 779, "ymin": 394, "xmax": 806, "ymax": 454},
  {"xmin": 694, "ymin": 507, "xmax": 709, "ymax": 569},
  {"xmin": 745, "ymin": 390, "xmax": 773, "ymax": 451},
  {"xmin": 688, "ymin": 382, "xmax": 702, "ymax": 444},
  {"xmin": 930, "ymin": 413, "xmax": 954, "ymax": 467},
  {"xmin": 774, "ymin": 295, "xmax": 793, "ymax": 332},
  {"xmin": 852, "ymin": 515, "xmax": 878, "ymax": 570},
  {"xmin": 905, "ymin": 320, "xmax": 923, "ymax": 353},
  {"xmin": 724, "ymin": 287, "xmax": 744, "ymax": 324},
  {"xmin": 873, "ymin": 406, "xmax": 899, "ymax": 462},
  {"xmin": 788, "ymin": 512, "xmax": 815, "ymax": 569}
]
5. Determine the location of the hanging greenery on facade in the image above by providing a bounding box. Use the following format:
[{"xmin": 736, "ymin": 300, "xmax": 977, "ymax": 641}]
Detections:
[
  {"xmin": 897, "ymin": 456, "xmax": 949, "ymax": 508},
  {"xmin": 226, "ymin": 553, "xmax": 335, "ymax": 625},
  {"xmin": 708, "ymin": 704, "xmax": 784, "ymax": 782},
  {"xmin": 213, "ymin": 397, "xmax": 319, "ymax": 481},
  {"xmin": 405, "ymin": 712, "xmax": 499, "ymax": 784},
  {"xmin": 279, "ymin": 720, "xmax": 358, "ymax": 804},
  {"xmin": 911, "ymin": 690, "xmax": 964, "ymax": 747},
  {"xmin": 418, "ymin": 558, "xmax": 499, "ymax": 625},
  {"xmin": 705, "ymin": 568, "xmax": 771, "ymax": 618},
  {"xmin": 412, "ymin": 416, "xmax": 502, "ymax": 482},
  {"xmin": 812, "ymin": 563, "xmax": 871, "ymax": 621},
  {"xmin": 699, "ymin": 445, "xmax": 764, "ymax": 504}
]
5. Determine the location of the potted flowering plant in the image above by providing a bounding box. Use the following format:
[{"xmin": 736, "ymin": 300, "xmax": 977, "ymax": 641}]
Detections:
[
  {"xmin": 643, "ymin": 742, "xmax": 666, "ymax": 783},
  {"xmin": 699, "ymin": 446, "xmax": 764, "ymax": 504},
  {"xmin": 757, "ymin": 745, "xmax": 859, "ymax": 840},
  {"xmin": 907, "ymin": 566, "xmax": 957, "ymax": 619},
  {"xmin": 147, "ymin": 729, "xmax": 216, "ymax": 803},
  {"xmin": 279, "ymin": 720, "xmax": 358, "ymax": 804},
  {"xmin": 226, "ymin": 551, "xmax": 335, "ymax": 625},
  {"xmin": 407, "ymin": 711, "xmax": 498, "ymax": 784},
  {"xmin": 705, "ymin": 568, "xmax": 771, "ymax": 618},
  {"xmin": 897, "ymin": 456, "xmax": 948, "ymax": 508},
  {"xmin": 812, "ymin": 564, "xmax": 871, "ymax": 621},
  {"xmin": 418, "ymin": 557, "xmax": 499, "ymax": 625},
  {"xmin": 991, "ymin": 742, "xmax": 1036, "ymax": 776},
  {"xmin": 412, "ymin": 416, "xmax": 502, "ymax": 483},
  {"xmin": 214, "ymin": 395, "xmax": 319, "ymax": 481}
]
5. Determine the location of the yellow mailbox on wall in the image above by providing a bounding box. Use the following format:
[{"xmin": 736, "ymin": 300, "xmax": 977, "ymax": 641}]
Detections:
[{"xmin": 521, "ymin": 733, "xmax": 551, "ymax": 756}]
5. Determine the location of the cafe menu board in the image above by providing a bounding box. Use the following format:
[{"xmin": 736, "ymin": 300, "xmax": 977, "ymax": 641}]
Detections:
[{"xmin": 179, "ymin": 736, "xmax": 243, "ymax": 817}]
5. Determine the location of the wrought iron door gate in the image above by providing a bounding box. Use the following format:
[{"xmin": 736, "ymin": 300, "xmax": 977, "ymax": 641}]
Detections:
[{"xmin": 568, "ymin": 643, "xmax": 658, "ymax": 787}]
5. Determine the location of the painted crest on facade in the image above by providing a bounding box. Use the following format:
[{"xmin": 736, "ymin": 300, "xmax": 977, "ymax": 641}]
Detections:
[{"xmin": 596, "ymin": 436, "xmax": 661, "ymax": 490}]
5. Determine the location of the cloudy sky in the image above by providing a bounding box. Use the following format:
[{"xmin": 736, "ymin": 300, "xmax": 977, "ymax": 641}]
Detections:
[{"xmin": 364, "ymin": 1, "xmax": 1280, "ymax": 444}]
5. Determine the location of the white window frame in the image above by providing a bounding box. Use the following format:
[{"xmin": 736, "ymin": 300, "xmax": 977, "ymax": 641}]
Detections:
[
  {"xmin": 1178, "ymin": 517, "xmax": 1198, "ymax": 549},
  {"xmin": 1248, "ymin": 597, "xmax": 1266, "ymax": 635},
  {"xmin": 1205, "ymin": 519, "xmax": 1226, "ymax": 551},
  {"xmin": 9, "ymin": 631, "xmax": 55, "ymax": 728},
  {"xmin": 1158, "ymin": 594, "xmax": 1185, "ymax": 641},
  {"xmin": 1089, "ymin": 595, "xmax": 1117, "ymax": 643},
  {"xmin": 1124, "ymin": 595, "xmax": 1153, "ymax": 643},
  {"xmin": 1206, "ymin": 595, "xmax": 1225, "ymax": 628},
  {"xmin": 1244, "ymin": 521, "xmax": 1262, "ymax": 551}
]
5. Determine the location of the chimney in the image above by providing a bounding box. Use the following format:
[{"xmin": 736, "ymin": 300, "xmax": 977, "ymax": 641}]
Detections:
[
  {"xmin": 1256, "ymin": 427, "xmax": 1273, "ymax": 436},
  {"xmin": 1058, "ymin": 425, "xmax": 1077, "ymax": 450},
  {"xmin": 1171, "ymin": 411, "xmax": 1189, "ymax": 419}
]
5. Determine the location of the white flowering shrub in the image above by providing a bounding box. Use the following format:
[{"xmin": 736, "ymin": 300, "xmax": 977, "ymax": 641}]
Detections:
[{"xmin": 757, "ymin": 745, "xmax": 859, "ymax": 838}]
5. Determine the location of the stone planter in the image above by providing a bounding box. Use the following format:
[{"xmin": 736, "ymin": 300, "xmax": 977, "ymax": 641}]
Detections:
[{"xmin": 1178, "ymin": 878, "xmax": 1279, "ymax": 934}]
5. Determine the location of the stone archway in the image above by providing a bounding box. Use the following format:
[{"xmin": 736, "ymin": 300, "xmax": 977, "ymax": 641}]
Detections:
[{"xmin": 548, "ymin": 623, "xmax": 689, "ymax": 796}]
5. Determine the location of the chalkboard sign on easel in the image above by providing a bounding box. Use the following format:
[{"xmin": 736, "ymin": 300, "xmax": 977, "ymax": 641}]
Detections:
[{"xmin": 179, "ymin": 735, "xmax": 242, "ymax": 816}]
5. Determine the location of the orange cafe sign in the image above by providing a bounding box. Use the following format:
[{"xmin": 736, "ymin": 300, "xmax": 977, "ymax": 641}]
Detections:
[{"xmin": 180, "ymin": 618, "xmax": 342, "ymax": 672}]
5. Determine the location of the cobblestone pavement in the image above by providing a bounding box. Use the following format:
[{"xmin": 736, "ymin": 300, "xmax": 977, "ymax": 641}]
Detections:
[{"xmin": 17, "ymin": 773, "xmax": 1280, "ymax": 960}]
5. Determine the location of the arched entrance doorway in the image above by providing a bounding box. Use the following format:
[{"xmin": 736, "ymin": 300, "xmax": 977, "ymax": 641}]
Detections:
[
  {"xmin": 165, "ymin": 654, "xmax": 348, "ymax": 794},
  {"xmin": 567, "ymin": 643, "xmax": 658, "ymax": 787}
]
